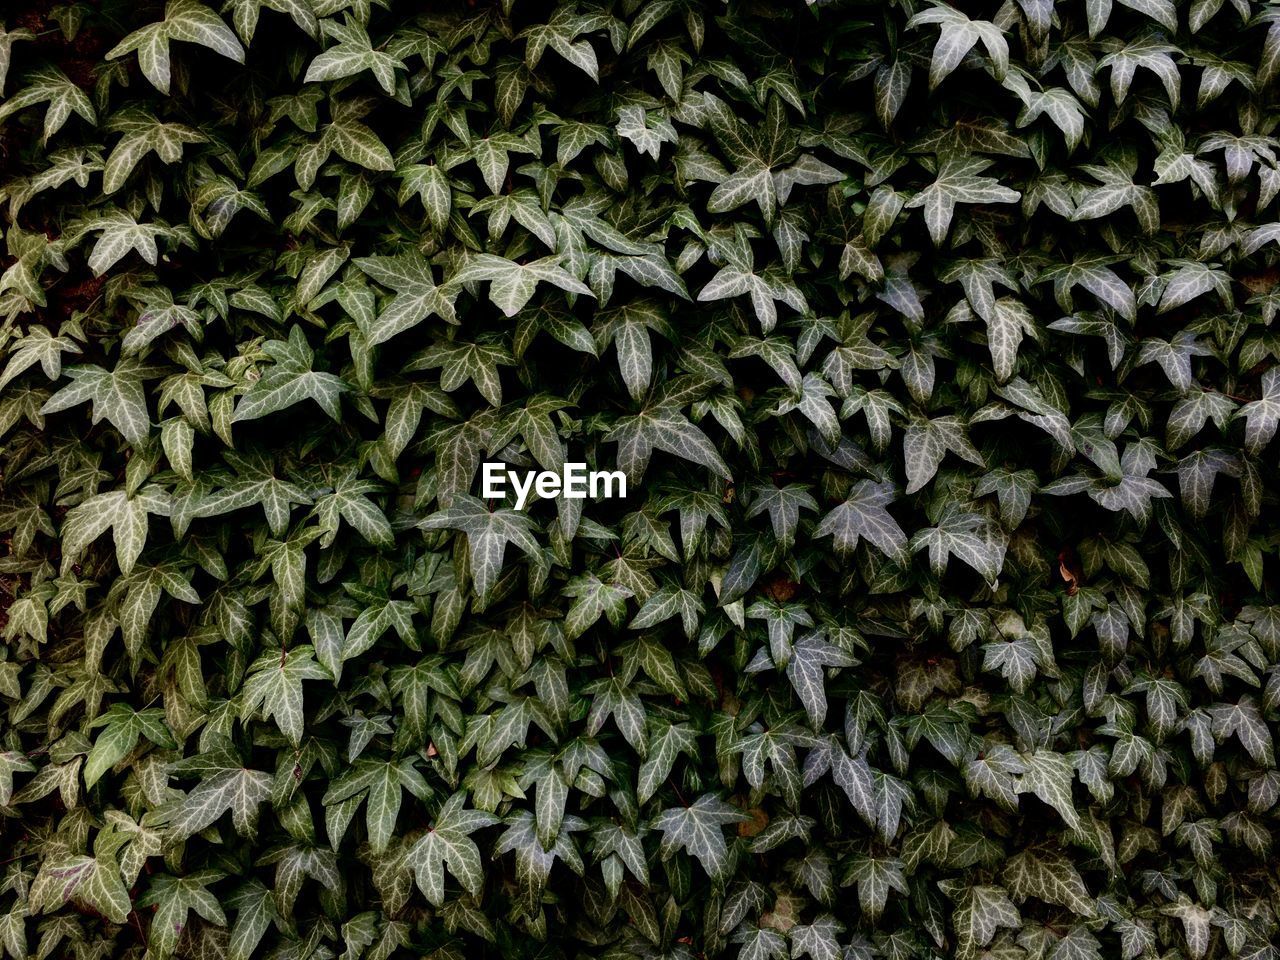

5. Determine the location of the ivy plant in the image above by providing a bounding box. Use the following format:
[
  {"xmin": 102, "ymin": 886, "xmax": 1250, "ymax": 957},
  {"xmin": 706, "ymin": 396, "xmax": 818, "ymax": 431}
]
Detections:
[{"xmin": 3, "ymin": 1, "xmax": 1280, "ymax": 960}]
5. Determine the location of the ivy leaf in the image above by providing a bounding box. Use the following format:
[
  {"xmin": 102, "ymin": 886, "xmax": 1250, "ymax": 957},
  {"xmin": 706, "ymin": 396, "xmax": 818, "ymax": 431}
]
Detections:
[
  {"xmin": 313, "ymin": 466, "xmax": 394, "ymax": 548},
  {"xmin": 1071, "ymin": 163, "xmax": 1159, "ymax": 231},
  {"xmin": 777, "ymin": 632, "xmax": 852, "ymax": 728},
  {"xmin": 397, "ymin": 164, "xmax": 452, "ymax": 231},
  {"xmin": 829, "ymin": 745, "xmax": 878, "ymax": 828},
  {"xmin": 637, "ymin": 722, "xmax": 699, "ymax": 804},
  {"xmin": 304, "ymin": 17, "xmax": 405, "ymax": 96},
  {"xmin": 1167, "ymin": 390, "xmax": 1236, "ymax": 450},
  {"xmin": 843, "ymin": 855, "xmax": 907, "ymax": 922},
  {"xmin": 0, "ymin": 327, "xmax": 80, "ymax": 391},
  {"xmin": 616, "ymin": 105, "xmax": 677, "ymax": 160},
  {"xmin": 772, "ymin": 373, "xmax": 841, "ymax": 447},
  {"xmin": 403, "ymin": 792, "xmax": 500, "ymax": 906},
  {"xmin": 1161, "ymin": 899, "xmax": 1212, "ymax": 960},
  {"xmin": 1119, "ymin": 0, "xmax": 1179, "ymax": 30},
  {"xmin": 594, "ymin": 300, "xmax": 672, "ymax": 401},
  {"xmin": 167, "ymin": 760, "xmax": 273, "ymax": 839},
  {"xmin": 1172, "ymin": 448, "xmax": 1238, "ymax": 518},
  {"xmin": 106, "ymin": 0, "xmax": 245, "ymax": 95},
  {"xmin": 630, "ymin": 584, "xmax": 704, "ymax": 639},
  {"xmin": 903, "ymin": 416, "xmax": 984, "ymax": 495},
  {"xmin": 1236, "ymin": 368, "xmax": 1280, "ymax": 455},
  {"xmin": 519, "ymin": 9, "xmax": 601, "ymax": 79},
  {"xmin": 354, "ymin": 255, "xmax": 458, "ymax": 343},
  {"xmin": 1037, "ymin": 256, "xmax": 1136, "ymax": 321},
  {"xmin": 0, "ymin": 751, "xmax": 35, "ymax": 805},
  {"xmin": 1016, "ymin": 750, "xmax": 1081, "ymax": 831},
  {"xmin": 563, "ymin": 575, "xmax": 633, "ymax": 639},
  {"xmin": 1208, "ymin": 696, "xmax": 1275, "ymax": 765},
  {"xmin": 652, "ymin": 793, "xmax": 750, "ymax": 880},
  {"xmin": 84, "ymin": 705, "xmax": 176, "ymax": 787},
  {"xmin": 708, "ymin": 163, "xmax": 777, "ymax": 220},
  {"xmin": 790, "ymin": 916, "xmax": 844, "ymax": 960},
  {"xmin": 605, "ymin": 404, "xmax": 732, "ymax": 481},
  {"xmin": 59, "ymin": 485, "xmax": 171, "ymax": 576},
  {"xmin": 450, "ymin": 253, "xmax": 593, "ymax": 318},
  {"xmin": 467, "ymin": 133, "xmax": 538, "ymax": 194},
  {"xmin": 136, "ymin": 872, "xmax": 226, "ymax": 960},
  {"xmin": 910, "ymin": 507, "xmax": 1005, "ymax": 583},
  {"xmin": 982, "ymin": 636, "xmax": 1042, "ymax": 693},
  {"xmin": 1003, "ymin": 848, "xmax": 1097, "ymax": 917},
  {"xmin": 1135, "ymin": 333, "xmax": 1213, "ymax": 393},
  {"xmin": 32, "ymin": 855, "xmax": 132, "ymax": 924},
  {"xmin": 745, "ymin": 483, "xmax": 817, "ymax": 551},
  {"xmin": 102, "ymin": 109, "xmax": 206, "ymax": 195},
  {"xmin": 407, "ymin": 339, "xmax": 514, "ymax": 407},
  {"xmin": 228, "ymin": 0, "xmax": 318, "ymax": 43},
  {"xmin": 907, "ymin": 3, "xmax": 1010, "ymax": 89},
  {"xmin": 496, "ymin": 809, "xmax": 586, "ymax": 910},
  {"xmin": 746, "ymin": 601, "xmax": 814, "ymax": 666},
  {"xmin": 418, "ymin": 494, "xmax": 542, "ymax": 599},
  {"xmin": 873, "ymin": 58, "xmax": 912, "ymax": 127},
  {"xmin": 122, "ymin": 298, "xmax": 203, "ymax": 355},
  {"xmin": 0, "ymin": 66, "xmax": 96, "ymax": 143},
  {"xmin": 949, "ymin": 885, "xmax": 1021, "ymax": 958},
  {"xmin": 42, "ymin": 359, "xmax": 153, "ymax": 444},
  {"xmin": 973, "ymin": 468, "xmax": 1037, "ymax": 528},
  {"xmin": 322, "ymin": 758, "xmax": 430, "ymax": 853},
  {"xmin": 1157, "ymin": 260, "xmax": 1233, "ymax": 314},
  {"xmin": 814, "ymin": 480, "xmax": 908, "ymax": 564},
  {"xmin": 1014, "ymin": 87, "xmax": 1087, "ymax": 151},
  {"xmin": 733, "ymin": 926, "xmax": 788, "ymax": 960},
  {"xmin": 0, "ymin": 23, "xmax": 32, "ymax": 96},
  {"xmin": 965, "ymin": 744, "xmax": 1025, "ymax": 810},
  {"xmin": 240, "ymin": 646, "xmax": 330, "ymax": 746},
  {"xmin": 983, "ymin": 297, "xmax": 1037, "ymax": 382},
  {"xmin": 905, "ymin": 156, "xmax": 1021, "ymax": 246},
  {"xmin": 232, "ymin": 326, "xmax": 348, "ymax": 423},
  {"xmin": 1097, "ymin": 36, "xmax": 1181, "ymax": 109}
]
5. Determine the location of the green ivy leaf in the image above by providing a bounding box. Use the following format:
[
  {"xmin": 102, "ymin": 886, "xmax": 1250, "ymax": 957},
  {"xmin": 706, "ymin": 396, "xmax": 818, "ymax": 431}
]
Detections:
[
  {"xmin": 403, "ymin": 792, "xmax": 500, "ymax": 906},
  {"xmin": 652, "ymin": 794, "xmax": 749, "ymax": 880}
]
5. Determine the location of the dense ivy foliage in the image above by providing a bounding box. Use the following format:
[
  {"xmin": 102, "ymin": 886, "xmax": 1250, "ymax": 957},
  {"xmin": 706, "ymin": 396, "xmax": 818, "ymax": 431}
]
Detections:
[{"xmin": 5, "ymin": 0, "xmax": 1280, "ymax": 958}]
